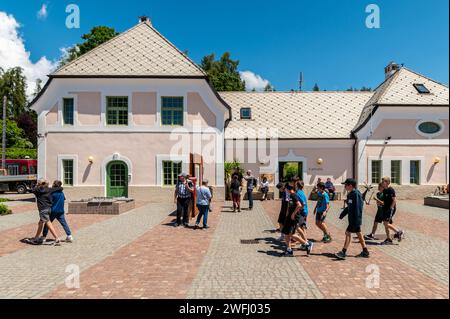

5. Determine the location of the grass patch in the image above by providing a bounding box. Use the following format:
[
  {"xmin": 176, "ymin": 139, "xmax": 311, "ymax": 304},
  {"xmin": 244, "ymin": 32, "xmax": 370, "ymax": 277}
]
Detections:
[{"xmin": 0, "ymin": 203, "xmax": 12, "ymax": 216}]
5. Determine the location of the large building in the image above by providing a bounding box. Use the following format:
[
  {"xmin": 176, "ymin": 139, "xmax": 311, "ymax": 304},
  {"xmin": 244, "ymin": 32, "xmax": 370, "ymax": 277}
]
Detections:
[{"xmin": 30, "ymin": 18, "xmax": 449, "ymax": 200}]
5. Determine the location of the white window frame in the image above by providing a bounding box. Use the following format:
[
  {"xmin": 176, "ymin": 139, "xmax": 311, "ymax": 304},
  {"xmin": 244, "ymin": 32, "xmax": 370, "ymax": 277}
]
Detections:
[
  {"xmin": 58, "ymin": 94, "xmax": 78, "ymax": 127},
  {"xmin": 415, "ymin": 119, "xmax": 445, "ymax": 138},
  {"xmin": 156, "ymin": 155, "xmax": 189, "ymax": 187},
  {"xmin": 57, "ymin": 155, "xmax": 78, "ymax": 187},
  {"xmin": 368, "ymin": 156, "xmax": 424, "ymax": 185}
]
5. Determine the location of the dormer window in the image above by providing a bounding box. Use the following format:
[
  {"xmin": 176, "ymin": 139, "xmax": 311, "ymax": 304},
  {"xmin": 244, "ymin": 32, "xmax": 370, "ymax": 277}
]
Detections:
[
  {"xmin": 413, "ymin": 83, "xmax": 430, "ymax": 94},
  {"xmin": 240, "ymin": 108, "xmax": 252, "ymax": 120}
]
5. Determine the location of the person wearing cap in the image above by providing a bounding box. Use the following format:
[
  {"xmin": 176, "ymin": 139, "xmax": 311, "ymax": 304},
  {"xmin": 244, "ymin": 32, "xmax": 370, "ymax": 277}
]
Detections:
[
  {"xmin": 313, "ymin": 182, "xmax": 332, "ymax": 243},
  {"xmin": 335, "ymin": 178, "xmax": 369, "ymax": 260},
  {"xmin": 195, "ymin": 179, "xmax": 212, "ymax": 229},
  {"xmin": 174, "ymin": 172, "xmax": 194, "ymax": 227},
  {"xmin": 280, "ymin": 184, "xmax": 314, "ymax": 257}
]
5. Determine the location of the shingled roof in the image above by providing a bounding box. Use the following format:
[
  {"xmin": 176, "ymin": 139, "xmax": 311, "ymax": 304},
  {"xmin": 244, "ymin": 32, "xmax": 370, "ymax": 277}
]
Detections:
[
  {"xmin": 220, "ymin": 91, "xmax": 373, "ymax": 139},
  {"xmin": 354, "ymin": 67, "xmax": 449, "ymax": 132},
  {"xmin": 52, "ymin": 19, "xmax": 206, "ymax": 77}
]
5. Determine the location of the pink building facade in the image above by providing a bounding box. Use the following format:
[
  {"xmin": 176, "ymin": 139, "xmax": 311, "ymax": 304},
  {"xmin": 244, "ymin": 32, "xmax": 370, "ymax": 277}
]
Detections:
[{"xmin": 31, "ymin": 19, "xmax": 449, "ymax": 201}]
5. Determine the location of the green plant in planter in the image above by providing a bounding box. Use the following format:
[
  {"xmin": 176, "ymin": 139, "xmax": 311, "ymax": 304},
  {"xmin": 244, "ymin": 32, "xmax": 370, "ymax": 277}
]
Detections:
[{"xmin": 0, "ymin": 203, "xmax": 12, "ymax": 216}]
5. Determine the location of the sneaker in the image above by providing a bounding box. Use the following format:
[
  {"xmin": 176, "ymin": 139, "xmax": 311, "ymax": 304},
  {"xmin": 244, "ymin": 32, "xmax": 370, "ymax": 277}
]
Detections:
[
  {"xmin": 396, "ymin": 230, "xmax": 405, "ymax": 242},
  {"xmin": 297, "ymin": 243, "xmax": 307, "ymax": 251},
  {"xmin": 306, "ymin": 242, "xmax": 314, "ymax": 255},
  {"xmin": 380, "ymin": 238, "xmax": 394, "ymax": 245},
  {"xmin": 281, "ymin": 250, "xmax": 294, "ymax": 257},
  {"xmin": 203, "ymin": 225, "xmax": 210, "ymax": 230},
  {"xmin": 52, "ymin": 239, "xmax": 62, "ymax": 246},
  {"xmin": 356, "ymin": 250, "xmax": 370, "ymax": 258},
  {"xmin": 66, "ymin": 235, "xmax": 74, "ymax": 243},
  {"xmin": 194, "ymin": 224, "xmax": 199, "ymax": 230},
  {"xmin": 364, "ymin": 234, "xmax": 377, "ymax": 241},
  {"xmin": 183, "ymin": 223, "xmax": 189, "ymax": 228},
  {"xmin": 335, "ymin": 251, "xmax": 347, "ymax": 260},
  {"xmin": 323, "ymin": 235, "xmax": 332, "ymax": 243}
]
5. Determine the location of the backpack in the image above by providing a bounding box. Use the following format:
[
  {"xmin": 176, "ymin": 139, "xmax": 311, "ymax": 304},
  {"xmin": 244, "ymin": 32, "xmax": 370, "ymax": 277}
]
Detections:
[{"xmin": 252, "ymin": 177, "xmax": 257, "ymax": 187}]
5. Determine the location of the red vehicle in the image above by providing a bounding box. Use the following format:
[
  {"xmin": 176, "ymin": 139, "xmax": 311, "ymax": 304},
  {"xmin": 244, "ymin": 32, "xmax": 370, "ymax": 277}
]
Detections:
[
  {"xmin": 0, "ymin": 159, "xmax": 38, "ymax": 194},
  {"xmin": 4, "ymin": 159, "xmax": 37, "ymax": 176}
]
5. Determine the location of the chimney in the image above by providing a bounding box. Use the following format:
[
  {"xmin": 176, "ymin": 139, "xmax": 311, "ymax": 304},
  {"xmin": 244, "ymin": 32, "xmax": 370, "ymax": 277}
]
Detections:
[
  {"xmin": 384, "ymin": 62, "xmax": 400, "ymax": 79},
  {"xmin": 139, "ymin": 16, "xmax": 151, "ymax": 25}
]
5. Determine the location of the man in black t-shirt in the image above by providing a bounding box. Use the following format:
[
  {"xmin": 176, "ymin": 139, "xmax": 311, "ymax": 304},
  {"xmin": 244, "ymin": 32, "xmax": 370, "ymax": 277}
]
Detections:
[
  {"xmin": 280, "ymin": 185, "xmax": 313, "ymax": 257},
  {"xmin": 380, "ymin": 177, "xmax": 404, "ymax": 245}
]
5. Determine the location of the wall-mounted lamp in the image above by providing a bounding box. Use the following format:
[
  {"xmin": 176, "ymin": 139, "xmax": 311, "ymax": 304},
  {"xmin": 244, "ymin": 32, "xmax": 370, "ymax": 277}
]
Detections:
[
  {"xmin": 317, "ymin": 158, "xmax": 324, "ymax": 165},
  {"xmin": 384, "ymin": 136, "xmax": 392, "ymax": 145},
  {"xmin": 88, "ymin": 156, "xmax": 94, "ymax": 164},
  {"xmin": 434, "ymin": 157, "xmax": 441, "ymax": 164}
]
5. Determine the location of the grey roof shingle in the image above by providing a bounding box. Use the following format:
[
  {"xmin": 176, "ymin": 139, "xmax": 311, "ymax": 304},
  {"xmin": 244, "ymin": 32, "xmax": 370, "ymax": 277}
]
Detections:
[
  {"xmin": 220, "ymin": 91, "xmax": 373, "ymax": 139},
  {"xmin": 53, "ymin": 21, "xmax": 205, "ymax": 77}
]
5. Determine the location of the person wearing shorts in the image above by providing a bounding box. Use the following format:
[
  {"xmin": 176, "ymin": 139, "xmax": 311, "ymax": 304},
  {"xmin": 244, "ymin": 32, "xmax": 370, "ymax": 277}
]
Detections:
[
  {"xmin": 335, "ymin": 179, "xmax": 369, "ymax": 260},
  {"xmin": 230, "ymin": 175, "xmax": 242, "ymax": 212},
  {"xmin": 380, "ymin": 177, "xmax": 404, "ymax": 245},
  {"xmin": 276, "ymin": 183, "xmax": 289, "ymax": 240},
  {"xmin": 314, "ymin": 183, "xmax": 332, "ymax": 243},
  {"xmin": 281, "ymin": 185, "xmax": 313, "ymax": 257},
  {"xmin": 364, "ymin": 183, "xmax": 385, "ymax": 241}
]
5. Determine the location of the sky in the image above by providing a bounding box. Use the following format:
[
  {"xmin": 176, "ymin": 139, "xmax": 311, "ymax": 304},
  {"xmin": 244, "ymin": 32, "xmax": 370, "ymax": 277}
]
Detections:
[{"xmin": 0, "ymin": 0, "xmax": 448, "ymax": 96}]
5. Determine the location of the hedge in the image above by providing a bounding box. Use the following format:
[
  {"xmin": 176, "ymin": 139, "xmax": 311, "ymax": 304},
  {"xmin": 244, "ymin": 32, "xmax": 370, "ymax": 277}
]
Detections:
[
  {"xmin": 3, "ymin": 148, "xmax": 37, "ymax": 159},
  {"xmin": 0, "ymin": 203, "xmax": 12, "ymax": 216}
]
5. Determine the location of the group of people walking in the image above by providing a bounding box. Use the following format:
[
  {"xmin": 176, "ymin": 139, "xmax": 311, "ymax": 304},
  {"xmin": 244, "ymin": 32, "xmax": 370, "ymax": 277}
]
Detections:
[
  {"xmin": 26, "ymin": 179, "xmax": 73, "ymax": 246},
  {"xmin": 276, "ymin": 176, "xmax": 405, "ymax": 260}
]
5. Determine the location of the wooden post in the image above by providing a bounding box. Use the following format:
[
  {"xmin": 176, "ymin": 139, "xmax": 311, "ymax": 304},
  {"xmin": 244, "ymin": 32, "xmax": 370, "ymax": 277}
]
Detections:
[{"xmin": 1, "ymin": 96, "xmax": 6, "ymax": 170}]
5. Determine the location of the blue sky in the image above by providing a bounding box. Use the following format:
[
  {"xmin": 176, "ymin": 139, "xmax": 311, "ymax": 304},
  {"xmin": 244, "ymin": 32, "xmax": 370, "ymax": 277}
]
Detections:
[{"xmin": 0, "ymin": 0, "xmax": 448, "ymax": 92}]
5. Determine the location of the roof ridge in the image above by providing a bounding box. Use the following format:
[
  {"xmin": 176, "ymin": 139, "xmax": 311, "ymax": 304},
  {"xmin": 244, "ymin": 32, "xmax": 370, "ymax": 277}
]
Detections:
[
  {"xmin": 143, "ymin": 22, "xmax": 206, "ymax": 76},
  {"xmin": 402, "ymin": 67, "xmax": 449, "ymax": 89},
  {"xmin": 219, "ymin": 91, "xmax": 374, "ymax": 94},
  {"xmin": 52, "ymin": 23, "xmax": 142, "ymax": 75}
]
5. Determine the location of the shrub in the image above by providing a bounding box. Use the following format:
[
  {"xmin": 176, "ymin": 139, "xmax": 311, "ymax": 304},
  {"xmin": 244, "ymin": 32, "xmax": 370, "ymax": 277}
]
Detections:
[
  {"xmin": 0, "ymin": 198, "xmax": 10, "ymax": 203},
  {"xmin": 5, "ymin": 148, "xmax": 37, "ymax": 159},
  {"xmin": 0, "ymin": 203, "xmax": 12, "ymax": 216}
]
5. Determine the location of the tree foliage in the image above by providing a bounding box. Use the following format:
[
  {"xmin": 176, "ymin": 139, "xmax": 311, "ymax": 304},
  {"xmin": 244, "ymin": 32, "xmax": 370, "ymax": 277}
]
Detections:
[
  {"xmin": 0, "ymin": 119, "xmax": 33, "ymax": 149},
  {"xmin": 59, "ymin": 26, "xmax": 119, "ymax": 66},
  {"xmin": 0, "ymin": 67, "xmax": 27, "ymax": 119},
  {"xmin": 201, "ymin": 53, "xmax": 245, "ymax": 91},
  {"xmin": 312, "ymin": 83, "xmax": 320, "ymax": 91}
]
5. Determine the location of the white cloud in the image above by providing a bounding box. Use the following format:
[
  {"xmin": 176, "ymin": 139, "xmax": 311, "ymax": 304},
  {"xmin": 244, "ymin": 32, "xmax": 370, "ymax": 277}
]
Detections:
[
  {"xmin": 0, "ymin": 11, "xmax": 58, "ymax": 99},
  {"xmin": 37, "ymin": 4, "xmax": 48, "ymax": 20},
  {"xmin": 240, "ymin": 70, "xmax": 271, "ymax": 91}
]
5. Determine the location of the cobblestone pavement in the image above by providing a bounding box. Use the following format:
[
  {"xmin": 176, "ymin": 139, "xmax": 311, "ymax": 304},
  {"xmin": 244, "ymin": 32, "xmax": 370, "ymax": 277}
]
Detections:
[
  {"xmin": 1, "ymin": 198, "xmax": 447, "ymax": 299},
  {"xmin": 0, "ymin": 211, "xmax": 39, "ymax": 232},
  {"xmin": 263, "ymin": 200, "xmax": 448, "ymax": 298},
  {"xmin": 0, "ymin": 203, "xmax": 172, "ymax": 298},
  {"xmin": 187, "ymin": 202, "xmax": 323, "ymax": 299},
  {"xmin": 0, "ymin": 214, "xmax": 113, "ymax": 257},
  {"xmin": 46, "ymin": 205, "xmax": 222, "ymax": 299}
]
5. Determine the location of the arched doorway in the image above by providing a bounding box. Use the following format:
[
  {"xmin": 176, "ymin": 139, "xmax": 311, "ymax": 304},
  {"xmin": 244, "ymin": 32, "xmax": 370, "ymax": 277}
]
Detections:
[{"xmin": 106, "ymin": 161, "xmax": 128, "ymax": 198}]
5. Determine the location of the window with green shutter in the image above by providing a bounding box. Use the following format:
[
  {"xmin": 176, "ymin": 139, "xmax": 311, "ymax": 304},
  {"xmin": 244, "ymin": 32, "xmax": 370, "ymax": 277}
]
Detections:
[
  {"xmin": 161, "ymin": 97, "xmax": 184, "ymax": 126},
  {"xmin": 410, "ymin": 161, "xmax": 420, "ymax": 185},
  {"xmin": 106, "ymin": 97, "xmax": 128, "ymax": 125},
  {"xmin": 391, "ymin": 160, "xmax": 402, "ymax": 185},
  {"xmin": 63, "ymin": 98, "xmax": 74, "ymax": 125},
  {"xmin": 162, "ymin": 161, "xmax": 182, "ymax": 186},
  {"xmin": 371, "ymin": 160, "xmax": 382, "ymax": 185},
  {"xmin": 62, "ymin": 160, "xmax": 74, "ymax": 186}
]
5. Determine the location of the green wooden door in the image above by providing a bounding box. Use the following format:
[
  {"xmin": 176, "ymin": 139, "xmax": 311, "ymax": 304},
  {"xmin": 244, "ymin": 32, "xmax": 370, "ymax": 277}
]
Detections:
[{"xmin": 106, "ymin": 161, "xmax": 128, "ymax": 198}]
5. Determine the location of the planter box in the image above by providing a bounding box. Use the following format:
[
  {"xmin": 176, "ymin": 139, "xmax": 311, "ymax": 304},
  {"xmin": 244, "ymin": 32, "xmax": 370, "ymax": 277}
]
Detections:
[{"xmin": 68, "ymin": 199, "xmax": 135, "ymax": 215}]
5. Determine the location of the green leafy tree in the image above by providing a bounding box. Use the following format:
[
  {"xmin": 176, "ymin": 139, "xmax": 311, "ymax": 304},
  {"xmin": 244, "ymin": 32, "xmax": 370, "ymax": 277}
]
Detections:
[
  {"xmin": 201, "ymin": 53, "xmax": 245, "ymax": 91},
  {"xmin": 59, "ymin": 26, "xmax": 119, "ymax": 66},
  {"xmin": 264, "ymin": 84, "xmax": 274, "ymax": 92},
  {"xmin": 0, "ymin": 119, "xmax": 33, "ymax": 149},
  {"xmin": 0, "ymin": 67, "xmax": 28, "ymax": 119},
  {"xmin": 312, "ymin": 83, "xmax": 320, "ymax": 91}
]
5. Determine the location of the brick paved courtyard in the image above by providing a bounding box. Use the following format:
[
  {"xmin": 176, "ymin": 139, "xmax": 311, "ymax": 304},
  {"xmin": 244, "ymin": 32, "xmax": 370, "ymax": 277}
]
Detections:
[{"xmin": 0, "ymin": 197, "xmax": 448, "ymax": 299}]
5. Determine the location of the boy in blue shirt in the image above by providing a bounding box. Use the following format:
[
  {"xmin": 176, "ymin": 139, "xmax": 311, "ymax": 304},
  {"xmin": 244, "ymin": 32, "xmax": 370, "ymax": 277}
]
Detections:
[
  {"xmin": 42, "ymin": 181, "xmax": 73, "ymax": 243},
  {"xmin": 295, "ymin": 181, "xmax": 309, "ymax": 248},
  {"xmin": 313, "ymin": 182, "xmax": 332, "ymax": 243}
]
